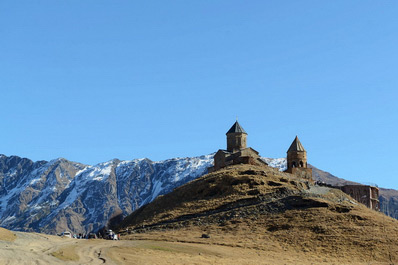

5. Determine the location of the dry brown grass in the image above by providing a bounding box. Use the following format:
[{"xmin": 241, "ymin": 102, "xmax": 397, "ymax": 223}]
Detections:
[
  {"xmin": 119, "ymin": 164, "xmax": 305, "ymax": 228},
  {"xmin": 107, "ymin": 240, "xmax": 345, "ymax": 265},
  {"xmin": 117, "ymin": 164, "xmax": 398, "ymax": 264},
  {"xmin": 0, "ymin": 227, "xmax": 16, "ymax": 242},
  {"xmin": 50, "ymin": 245, "xmax": 79, "ymax": 261}
]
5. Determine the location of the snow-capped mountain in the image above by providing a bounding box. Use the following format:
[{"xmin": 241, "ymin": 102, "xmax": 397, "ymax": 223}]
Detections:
[
  {"xmin": 0, "ymin": 154, "xmax": 396, "ymax": 234},
  {"xmin": 0, "ymin": 154, "xmax": 213, "ymax": 234}
]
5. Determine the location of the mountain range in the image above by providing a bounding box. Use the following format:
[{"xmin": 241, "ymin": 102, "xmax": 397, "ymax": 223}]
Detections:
[{"xmin": 0, "ymin": 153, "xmax": 396, "ymax": 234}]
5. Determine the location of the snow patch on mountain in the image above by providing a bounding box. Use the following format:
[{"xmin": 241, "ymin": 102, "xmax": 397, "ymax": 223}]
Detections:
[{"xmin": 262, "ymin": 157, "xmax": 287, "ymax": 171}]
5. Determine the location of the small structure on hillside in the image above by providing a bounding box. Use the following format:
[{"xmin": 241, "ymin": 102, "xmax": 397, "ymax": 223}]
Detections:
[
  {"xmin": 208, "ymin": 121, "xmax": 267, "ymax": 173},
  {"xmin": 285, "ymin": 136, "xmax": 313, "ymax": 181},
  {"xmin": 340, "ymin": 184, "xmax": 380, "ymax": 211}
]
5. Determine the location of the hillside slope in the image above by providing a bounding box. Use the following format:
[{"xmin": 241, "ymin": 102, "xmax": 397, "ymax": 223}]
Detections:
[{"xmin": 118, "ymin": 164, "xmax": 398, "ymax": 264}]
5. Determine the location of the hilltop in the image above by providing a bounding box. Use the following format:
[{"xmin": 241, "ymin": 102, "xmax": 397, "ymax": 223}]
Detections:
[{"xmin": 117, "ymin": 164, "xmax": 398, "ymax": 264}]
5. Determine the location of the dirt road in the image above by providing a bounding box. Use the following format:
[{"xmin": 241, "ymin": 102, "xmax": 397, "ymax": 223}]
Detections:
[
  {"xmin": 0, "ymin": 230, "xmax": 384, "ymax": 264},
  {"xmin": 0, "ymin": 231, "xmax": 120, "ymax": 265},
  {"xmin": 0, "ymin": 232, "xmax": 296, "ymax": 265}
]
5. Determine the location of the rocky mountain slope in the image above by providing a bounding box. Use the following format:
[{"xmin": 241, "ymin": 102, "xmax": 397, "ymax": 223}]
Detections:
[
  {"xmin": 117, "ymin": 164, "xmax": 398, "ymax": 264},
  {"xmin": 0, "ymin": 153, "xmax": 397, "ymax": 234},
  {"xmin": 0, "ymin": 154, "xmax": 212, "ymax": 234}
]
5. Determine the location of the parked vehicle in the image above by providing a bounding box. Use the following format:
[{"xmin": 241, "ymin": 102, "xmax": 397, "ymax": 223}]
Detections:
[
  {"xmin": 61, "ymin": 231, "xmax": 72, "ymax": 238},
  {"xmin": 105, "ymin": 229, "xmax": 117, "ymax": 240}
]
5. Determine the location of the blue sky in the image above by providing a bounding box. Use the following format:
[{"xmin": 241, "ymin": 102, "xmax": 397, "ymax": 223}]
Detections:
[{"xmin": 1, "ymin": 1, "xmax": 398, "ymax": 188}]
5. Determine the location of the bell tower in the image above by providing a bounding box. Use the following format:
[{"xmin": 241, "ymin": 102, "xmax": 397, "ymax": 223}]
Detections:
[
  {"xmin": 226, "ymin": 121, "xmax": 247, "ymax": 152},
  {"xmin": 285, "ymin": 136, "xmax": 312, "ymax": 181},
  {"xmin": 287, "ymin": 136, "xmax": 307, "ymax": 169}
]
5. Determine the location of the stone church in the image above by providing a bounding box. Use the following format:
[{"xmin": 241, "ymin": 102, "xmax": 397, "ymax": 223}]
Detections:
[
  {"xmin": 207, "ymin": 121, "xmax": 268, "ymax": 173},
  {"xmin": 208, "ymin": 121, "xmax": 312, "ymax": 182}
]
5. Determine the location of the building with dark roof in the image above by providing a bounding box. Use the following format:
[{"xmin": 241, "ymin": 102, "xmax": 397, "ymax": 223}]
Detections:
[{"xmin": 208, "ymin": 121, "xmax": 267, "ymax": 173}]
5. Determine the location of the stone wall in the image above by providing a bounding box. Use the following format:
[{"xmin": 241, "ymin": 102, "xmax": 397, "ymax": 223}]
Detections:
[
  {"xmin": 209, "ymin": 148, "xmax": 265, "ymax": 173},
  {"xmin": 287, "ymin": 151, "xmax": 307, "ymax": 169},
  {"xmin": 286, "ymin": 167, "xmax": 313, "ymax": 182},
  {"xmin": 341, "ymin": 185, "xmax": 379, "ymax": 211},
  {"xmin": 227, "ymin": 133, "xmax": 247, "ymax": 152}
]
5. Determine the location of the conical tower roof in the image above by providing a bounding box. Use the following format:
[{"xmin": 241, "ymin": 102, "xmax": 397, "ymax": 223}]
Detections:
[
  {"xmin": 287, "ymin": 136, "xmax": 306, "ymax": 152},
  {"xmin": 226, "ymin": 121, "xmax": 247, "ymax": 135}
]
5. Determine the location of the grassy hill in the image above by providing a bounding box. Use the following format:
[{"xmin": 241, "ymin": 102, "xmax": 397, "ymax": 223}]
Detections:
[{"xmin": 117, "ymin": 164, "xmax": 398, "ymax": 264}]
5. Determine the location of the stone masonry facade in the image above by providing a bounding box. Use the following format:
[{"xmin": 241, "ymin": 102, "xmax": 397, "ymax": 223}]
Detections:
[{"xmin": 340, "ymin": 185, "xmax": 380, "ymax": 211}]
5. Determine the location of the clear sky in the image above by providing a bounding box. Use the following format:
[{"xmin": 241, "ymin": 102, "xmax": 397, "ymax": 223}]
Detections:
[{"xmin": 1, "ymin": 1, "xmax": 398, "ymax": 188}]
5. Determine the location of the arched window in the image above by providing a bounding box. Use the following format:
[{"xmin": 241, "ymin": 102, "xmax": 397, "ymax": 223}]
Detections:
[
  {"xmin": 292, "ymin": 161, "xmax": 296, "ymax": 168},
  {"xmin": 299, "ymin": 161, "xmax": 304, "ymax": 167}
]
